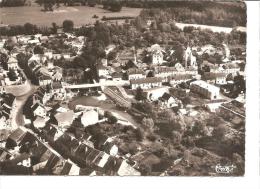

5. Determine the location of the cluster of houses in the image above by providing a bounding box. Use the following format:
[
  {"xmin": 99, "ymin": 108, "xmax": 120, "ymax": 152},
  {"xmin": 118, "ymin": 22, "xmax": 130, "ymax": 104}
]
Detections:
[
  {"xmin": 0, "ymin": 93, "xmax": 15, "ymax": 126},
  {"xmin": 0, "ymin": 115, "xmax": 140, "ymax": 175}
]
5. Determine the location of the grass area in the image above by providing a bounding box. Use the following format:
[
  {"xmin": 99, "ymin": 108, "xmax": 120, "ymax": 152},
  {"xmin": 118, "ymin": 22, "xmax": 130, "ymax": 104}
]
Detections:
[{"xmin": 0, "ymin": 5, "xmax": 142, "ymax": 27}]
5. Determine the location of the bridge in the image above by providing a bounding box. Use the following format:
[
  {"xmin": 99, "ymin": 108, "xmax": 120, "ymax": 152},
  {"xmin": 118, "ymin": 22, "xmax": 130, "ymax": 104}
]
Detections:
[{"xmin": 63, "ymin": 80, "xmax": 130, "ymax": 89}]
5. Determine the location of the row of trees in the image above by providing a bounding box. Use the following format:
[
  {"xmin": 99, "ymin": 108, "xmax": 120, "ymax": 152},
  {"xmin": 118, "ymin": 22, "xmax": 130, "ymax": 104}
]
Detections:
[
  {"xmin": 0, "ymin": 22, "xmax": 58, "ymax": 36},
  {"xmin": 0, "ymin": 0, "xmax": 26, "ymax": 7}
]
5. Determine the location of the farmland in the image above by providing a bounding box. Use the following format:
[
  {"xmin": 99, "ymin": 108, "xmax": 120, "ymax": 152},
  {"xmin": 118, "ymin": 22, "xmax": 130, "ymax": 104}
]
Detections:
[{"xmin": 0, "ymin": 5, "xmax": 142, "ymax": 27}]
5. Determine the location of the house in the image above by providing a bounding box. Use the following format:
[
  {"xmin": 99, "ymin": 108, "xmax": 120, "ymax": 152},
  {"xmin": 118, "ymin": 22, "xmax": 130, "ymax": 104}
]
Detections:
[
  {"xmin": 185, "ymin": 67, "xmax": 198, "ymax": 75},
  {"xmin": 117, "ymin": 160, "xmax": 141, "ymax": 176},
  {"xmin": 52, "ymin": 71, "xmax": 63, "ymax": 81},
  {"xmin": 222, "ymin": 63, "xmax": 240, "ymax": 75},
  {"xmin": 54, "ymin": 110, "xmax": 74, "ymax": 128},
  {"xmin": 127, "ymin": 68, "xmax": 145, "ymax": 80},
  {"xmin": 142, "ymin": 86, "xmax": 169, "ymax": 101},
  {"xmin": 28, "ymin": 60, "xmax": 41, "ymax": 72},
  {"xmin": 190, "ymin": 80, "xmax": 220, "ymax": 100},
  {"xmin": 44, "ymin": 50, "xmax": 53, "ymax": 59},
  {"xmin": 97, "ymin": 64, "xmax": 109, "ymax": 77},
  {"xmin": 154, "ymin": 67, "xmax": 179, "ymax": 82},
  {"xmin": 28, "ymin": 38, "xmax": 40, "ymax": 45},
  {"xmin": 184, "ymin": 46, "xmax": 197, "ymax": 68},
  {"xmin": 1, "ymin": 94, "xmax": 15, "ymax": 119},
  {"xmin": 81, "ymin": 110, "xmax": 99, "ymax": 127},
  {"xmin": 52, "ymin": 54, "xmax": 62, "ymax": 60},
  {"xmin": 202, "ymin": 72, "xmax": 227, "ymax": 85},
  {"xmin": 5, "ymin": 128, "xmax": 34, "ymax": 149},
  {"xmin": 168, "ymin": 74, "xmax": 193, "ymax": 86},
  {"xmin": 7, "ymin": 56, "xmax": 18, "ymax": 70},
  {"xmin": 111, "ymin": 72, "xmax": 123, "ymax": 82},
  {"xmin": 51, "ymin": 82, "xmax": 63, "ymax": 93},
  {"xmin": 29, "ymin": 54, "xmax": 47, "ymax": 65},
  {"xmin": 33, "ymin": 116, "xmax": 47, "ymax": 128},
  {"xmin": 31, "ymin": 102, "xmax": 47, "ymax": 118},
  {"xmin": 17, "ymin": 35, "xmax": 31, "ymax": 44},
  {"xmin": 130, "ymin": 77, "xmax": 163, "ymax": 90},
  {"xmin": 39, "ymin": 74, "xmax": 52, "ymax": 86},
  {"xmin": 158, "ymin": 93, "xmax": 179, "ymax": 109},
  {"xmin": 89, "ymin": 135, "xmax": 118, "ymax": 156},
  {"xmin": 150, "ymin": 44, "xmax": 164, "ymax": 65}
]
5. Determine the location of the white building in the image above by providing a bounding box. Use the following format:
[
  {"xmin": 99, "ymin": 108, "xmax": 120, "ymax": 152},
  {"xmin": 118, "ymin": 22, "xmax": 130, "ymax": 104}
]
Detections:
[
  {"xmin": 127, "ymin": 68, "xmax": 145, "ymax": 80},
  {"xmin": 32, "ymin": 102, "xmax": 47, "ymax": 118},
  {"xmin": 190, "ymin": 80, "xmax": 220, "ymax": 100},
  {"xmin": 184, "ymin": 46, "xmax": 197, "ymax": 68},
  {"xmin": 81, "ymin": 110, "xmax": 99, "ymax": 127},
  {"xmin": 7, "ymin": 56, "xmax": 18, "ymax": 70},
  {"xmin": 130, "ymin": 77, "xmax": 163, "ymax": 90},
  {"xmin": 159, "ymin": 93, "xmax": 179, "ymax": 109},
  {"xmin": 142, "ymin": 86, "xmax": 169, "ymax": 101},
  {"xmin": 151, "ymin": 44, "xmax": 164, "ymax": 65}
]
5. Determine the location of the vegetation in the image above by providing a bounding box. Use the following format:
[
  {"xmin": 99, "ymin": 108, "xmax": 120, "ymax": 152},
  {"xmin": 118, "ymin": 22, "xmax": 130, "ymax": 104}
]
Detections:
[
  {"xmin": 63, "ymin": 20, "xmax": 74, "ymax": 32},
  {"xmin": 128, "ymin": 1, "xmax": 246, "ymax": 27},
  {"xmin": 0, "ymin": 0, "xmax": 26, "ymax": 7}
]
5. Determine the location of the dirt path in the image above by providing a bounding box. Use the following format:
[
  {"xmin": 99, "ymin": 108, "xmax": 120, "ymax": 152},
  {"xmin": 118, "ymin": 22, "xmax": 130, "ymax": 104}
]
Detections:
[{"xmin": 9, "ymin": 81, "xmax": 38, "ymax": 128}]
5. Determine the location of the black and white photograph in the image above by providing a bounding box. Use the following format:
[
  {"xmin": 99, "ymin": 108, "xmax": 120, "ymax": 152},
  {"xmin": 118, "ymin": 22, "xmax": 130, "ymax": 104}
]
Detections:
[{"xmin": 0, "ymin": 0, "xmax": 252, "ymax": 178}]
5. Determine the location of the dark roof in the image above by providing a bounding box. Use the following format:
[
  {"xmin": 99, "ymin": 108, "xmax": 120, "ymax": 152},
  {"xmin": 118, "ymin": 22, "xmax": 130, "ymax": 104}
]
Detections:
[
  {"xmin": 154, "ymin": 67, "xmax": 177, "ymax": 74},
  {"xmin": 203, "ymin": 72, "xmax": 227, "ymax": 80},
  {"xmin": 52, "ymin": 82, "xmax": 62, "ymax": 89},
  {"xmin": 31, "ymin": 102, "xmax": 44, "ymax": 112},
  {"xmin": 7, "ymin": 128, "xmax": 27, "ymax": 144},
  {"xmin": 60, "ymin": 162, "xmax": 73, "ymax": 175},
  {"xmin": 127, "ymin": 68, "xmax": 144, "ymax": 75},
  {"xmin": 111, "ymin": 72, "xmax": 123, "ymax": 78},
  {"xmin": 2, "ymin": 94, "xmax": 15, "ymax": 106},
  {"xmin": 45, "ymin": 154, "xmax": 60, "ymax": 170},
  {"xmin": 130, "ymin": 77, "xmax": 162, "ymax": 85},
  {"xmin": 160, "ymin": 93, "xmax": 172, "ymax": 101},
  {"xmin": 168, "ymin": 74, "xmax": 193, "ymax": 81}
]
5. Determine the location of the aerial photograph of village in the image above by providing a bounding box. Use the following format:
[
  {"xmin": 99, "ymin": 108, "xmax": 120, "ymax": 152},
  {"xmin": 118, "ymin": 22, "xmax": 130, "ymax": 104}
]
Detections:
[{"xmin": 0, "ymin": 0, "xmax": 246, "ymax": 176}]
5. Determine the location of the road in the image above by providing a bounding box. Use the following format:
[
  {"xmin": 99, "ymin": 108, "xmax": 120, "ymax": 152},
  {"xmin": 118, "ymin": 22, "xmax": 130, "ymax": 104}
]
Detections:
[
  {"xmin": 219, "ymin": 105, "xmax": 245, "ymax": 118},
  {"xmin": 10, "ymin": 80, "xmax": 38, "ymax": 128}
]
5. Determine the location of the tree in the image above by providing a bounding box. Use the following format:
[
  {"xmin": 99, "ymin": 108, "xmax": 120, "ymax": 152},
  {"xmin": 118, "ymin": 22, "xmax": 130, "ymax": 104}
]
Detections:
[
  {"xmin": 135, "ymin": 128, "xmax": 144, "ymax": 141},
  {"xmin": 192, "ymin": 120, "xmax": 207, "ymax": 136},
  {"xmin": 212, "ymin": 124, "xmax": 228, "ymax": 139},
  {"xmin": 42, "ymin": 0, "xmax": 55, "ymax": 11},
  {"xmin": 104, "ymin": 111, "xmax": 118, "ymax": 124},
  {"xmin": 33, "ymin": 45, "xmax": 44, "ymax": 54},
  {"xmin": 142, "ymin": 117, "xmax": 154, "ymax": 130},
  {"xmin": 7, "ymin": 68, "xmax": 18, "ymax": 81},
  {"xmin": 63, "ymin": 20, "xmax": 74, "ymax": 32},
  {"xmin": 0, "ymin": 53, "xmax": 9, "ymax": 70},
  {"xmin": 135, "ymin": 87, "xmax": 145, "ymax": 101},
  {"xmin": 172, "ymin": 131, "xmax": 182, "ymax": 145},
  {"xmin": 51, "ymin": 22, "xmax": 58, "ymax": 34},
  {"xmin": 24, "ymin": 23, "xmax": 36, "ymax": 35},
  {"xmin": 108, "ymin": 1, "xmax": 122, "ymax": 12},
  {"xmin": 147, "ymin": 71, "xmax": 154, "ymax": 77}
]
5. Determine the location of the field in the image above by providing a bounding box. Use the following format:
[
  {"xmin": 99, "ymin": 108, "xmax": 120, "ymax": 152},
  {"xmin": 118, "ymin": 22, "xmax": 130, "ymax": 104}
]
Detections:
[{"xmin": 0, "ymin": 5, "xmax": 142, "ymax": 27}]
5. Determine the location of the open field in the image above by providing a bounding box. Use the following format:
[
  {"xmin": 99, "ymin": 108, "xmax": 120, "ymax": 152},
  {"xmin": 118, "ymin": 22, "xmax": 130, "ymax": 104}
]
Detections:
[
  {"xmin": 176, "ymin": 22, "xmax": 246, "ymax": 33},
  {"xmin": 0, "ymin": 5, "xmax": 142, "ymax": 27}
]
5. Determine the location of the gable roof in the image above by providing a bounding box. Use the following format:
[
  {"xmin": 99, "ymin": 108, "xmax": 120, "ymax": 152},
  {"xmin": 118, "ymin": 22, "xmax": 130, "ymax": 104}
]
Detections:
[{"xmin": 130, "ymin": 77, "xmax": 162, "ymax": 85}]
